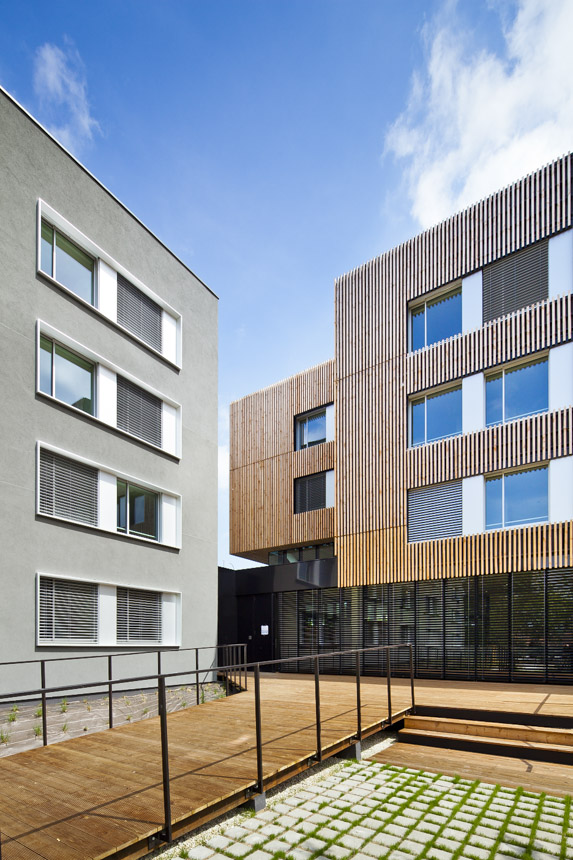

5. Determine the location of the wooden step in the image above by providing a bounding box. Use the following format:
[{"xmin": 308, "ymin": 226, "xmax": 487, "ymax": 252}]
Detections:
[
  {"xmin": 399, "ymin": 725, "xmax": 573, "ymax": 765},
  {"xmin": 404, "ymin": 715, "xmax": 573, "ymax": 746},
  {"xmin": 368, "ymin": 741, "xmax": 573, "ymax": 797}
]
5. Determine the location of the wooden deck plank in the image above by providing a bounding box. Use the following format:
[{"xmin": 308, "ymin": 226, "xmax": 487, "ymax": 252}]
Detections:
[{"xmin": 0, "ymin": 676, "xmax": 571, "ymax": 860}]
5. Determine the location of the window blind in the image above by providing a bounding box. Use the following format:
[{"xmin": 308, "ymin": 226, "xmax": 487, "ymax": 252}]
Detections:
[
  {"xmin": 407, "ymin": 481, "xmax": 462, "ymax": 542},
  {"xmin": 117, "ymin": 587, "xmax": 162, "ymax": 642},
  {"xmin": 416, "ymin": 581, "xmax": 443, "ymax": 676},
  {"xmin": 117, "ymin": 376, "xmax": 162, "ymax": 447},
  {"xmin": 39, "ymin": 449, "xmax": 98, "ymax": 526},
  {"xmin": 483, "ymin": 240, "xmax": 548, "ymax": 323},
  {"xmin": 39, "ymin": 576, "xmax": 98, "ymax": 642},
  {"xmin": 294, "ymin": 472, "xmax": 326, "ymax": 514},
  {"xmin": 117, "ymin": 274, "xmax": 162, "ymax": 352}
]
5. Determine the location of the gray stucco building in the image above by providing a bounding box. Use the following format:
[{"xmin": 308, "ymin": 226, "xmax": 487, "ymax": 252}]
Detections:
[{"xmin": 0, "ymin": 88, "xmax": 218, "ymax": 693}]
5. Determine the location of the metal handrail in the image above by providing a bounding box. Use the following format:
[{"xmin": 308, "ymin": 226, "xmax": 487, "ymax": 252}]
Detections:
[
  {"xmin": 0, "ymin": 642, "xmax": 415, "ymax": 851},
  {"xmin": 0, "ymin": 641, "xmax": 247, "ymax": 667}
]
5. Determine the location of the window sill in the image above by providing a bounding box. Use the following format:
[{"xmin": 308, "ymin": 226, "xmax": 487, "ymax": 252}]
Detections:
[
  {"xmin": 36, "ymin": 511, "xmax": 180, "ymax": 550},
  {"xmin": 36, "ymin": 390, "xmax": 181, "ymax": 460},
  {"xmin": 36, "ymin": 640, "xmax": 167, "ymax": 648},
  {"xmin": 37, "ymin": 269, "xmax": 182, "ymax": 370}
]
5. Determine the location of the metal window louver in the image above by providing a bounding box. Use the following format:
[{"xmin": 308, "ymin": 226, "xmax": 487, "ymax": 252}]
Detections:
[
  {"xmin": 407, "ymin": 481, "xmax": 462, "ymax": 542},
  {"xmin": 416, "ymin": 581, "xmax": 443, "ymax": 677},
  {"xmin": 477, "ymin": 573, "xmax": 510, "ymax": 680},
  {"xmin": 116, "ymin": 587, "xmax": 162, "ymax": 642},
  {"xmin": 294, "ymin": 472, "xmax": 326, "ymax": 514},
  {"xmin": 117, "ymin": 376, "xmax": 162, "ymax": 447},
  {"xmin": 547, "ymin": 569, "xmax": 573, "ymax": 682},
  {"xmin": 444, "ymin": 578, "xmax": 475, "ymax": 679},
  {"xmin": 38, "ymin": 576, "xmax": 98, "ymax": 642},
  {"xmin": 39, "ymin": 449, "xmax": 98, "ymax": 526},
  {"xmin": 511, "ymin": 570, "xmax": 545, "ymax": 681},
  {"xmin": 117, "ymin": 274, "xmax": 162, "ymax": 352},
  {"xmin": 483, "ymin": 240, "xmax": 548, "ymax": 323},
  {"xmin": 275, "ymin": 591, "xmax": 298, "ymax": 670}
]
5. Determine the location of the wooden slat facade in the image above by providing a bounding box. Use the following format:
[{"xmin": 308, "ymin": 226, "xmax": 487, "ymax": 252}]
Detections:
[
  {"xmin": 229, "ymin": 361, "xmax": 335, "ymax": 561},
  {"xmin": 230, "ymin": 154, "xmax": 573, "ymax": 583}
]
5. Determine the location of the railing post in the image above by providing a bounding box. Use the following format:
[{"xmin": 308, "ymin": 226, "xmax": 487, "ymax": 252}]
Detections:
[
  {"xmin": 355, "ymin": 651, "xmax": 362, "ymax": 741},
  {"xmin": 158, "ymin": 675, "xmax": 173, "ymax": 842},
  {"xmin": 386, "ymin": 647, "xmax": 392, "ymax": 726},
  {"xmin": 254, "ymin": 664, "xmax": 264, "ymax": 795},
  {"xmin": 244, "ymin": 644, "xmax": 248, "ymax": 691},
  {"xmin": 195, "ymin": 648, "xmax": 200, "ymax": 706},
  {"xmin": 157, "ymin": 650, "xmax": 162, "ymax": 676},
  {"xmin": 409, "ymin": 643, "xmax": 415, "ymax": 713},
  {"xmin": 40, "ymin": 660, "xmax": 48, "ymax": 746},
  {"xmin": 108, "ymin": 655, "xmax": 113, "ymax": 729},
  {"xmin": 225, "ymin": 646, "xmax": 230, "ymax": 697},
  {"xmin": 314, "ymin": 655, "xmax": 322, "ymax": 761}
]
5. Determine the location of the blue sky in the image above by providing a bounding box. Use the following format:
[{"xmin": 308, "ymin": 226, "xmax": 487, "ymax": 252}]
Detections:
[{"xmin": 2, "ymin": 0, "xmax": 572, "ymax": 566}]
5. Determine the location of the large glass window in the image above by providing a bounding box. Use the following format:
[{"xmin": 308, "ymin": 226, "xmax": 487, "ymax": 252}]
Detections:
[
  {"xmin": 40, "ymin": 222, "xmax": 95, "ymax": 305},
  {"xmin": 296, "ymin": 408, "xmax": 327, "ymax": 449},
  {"xmin": 39, "ymin": 336, "xmax": 95, "ymax": 415},
  {"xmin": 485, "ymin": 466, "xmax": 548, "ymax": 531},
  {"xmin": 117, "ymin": 480, "xmax": 158, "ymax": 540},
  {"xmin": 486, "ymin": 357, "xmax": 548, "ymax": 426},
  {"xmin": 410, "ymin": 287, "xmax": 462, "ymax": 351},
  {"xmin": 410, "ymin": 386, "xmax": 462, "ymax": 445}
]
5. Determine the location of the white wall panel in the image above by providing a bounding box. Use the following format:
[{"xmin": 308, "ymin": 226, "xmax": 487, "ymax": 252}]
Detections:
[
  {"xmin": 97, "ymin": 364, "xmax": 117, "ymax": 426},
  {"xmin": 325, "ymin": 469, "xmax": 335, "ymax": 508},
  {"xmin": 549, "ymin": 456, "xmax": 573, "ymax": 523},
  {"xmin": 462, "ymin": 476, "xmax": 484, "ymax": 535},
  {"xmin": 162, "ymin": 402, "xmax": 179, "ymax": 456},
  {"xmin": 161, "ymin": 494, "xmax": 179, "ymax": 547},
  {"xmin": 98, "ymin": 259, "xmax": 117, "ymax": 321},
  {"xmin": 462, "ymin": 373, "xmax": 485, "ymax": 434},
  {"xmin": 549, "ymin": 342, "xmax": 573, "ymax": 413},
  {"xmin": 462, "ymin": 271, "xmax": 483, "ymax": 332},
  {"xmin": 161, "ymin": 593, "xmax": 180, "ymax": 646},
  {"xmin": 162, "ymin": 311, "xmax": 179, "ymax": 364},
  {"xmin": 326, "ymin": 403, "xmax": 335, "ymax": 442},
  {"xmin": 98, "ymin": 584, "xmax": 117, "ymax": 646},
  {"xmin": 98, "ymin": 470, "xmax": 117, "ymax": 532},
  {"xmin": 549, "ymin": 228, "xmax": 573, "ymax": 299}
]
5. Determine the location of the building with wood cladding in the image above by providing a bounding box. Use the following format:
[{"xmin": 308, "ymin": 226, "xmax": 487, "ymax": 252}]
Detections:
[{"xmin": 223, "ymin": 154, "xmax": 573, "ymax": 684}]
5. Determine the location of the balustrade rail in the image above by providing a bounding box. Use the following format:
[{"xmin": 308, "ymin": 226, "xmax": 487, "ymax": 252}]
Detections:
[{"xmin": 0, "ymin": 642, "xmax": 414, "ymax": 852}]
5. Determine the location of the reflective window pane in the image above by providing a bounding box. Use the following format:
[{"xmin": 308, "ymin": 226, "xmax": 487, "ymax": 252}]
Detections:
[
  {"xmin": 39, "ymin": 336, "xmax": 53, "ymax": 395},
  {"xmin": 285, "ymin": 549, "xmax": 299, "ymax": 563},
  {"xmin": 318, "ymin": 542, "xmax": 334, "ymax": 559},
  {"xmin": 411, "ymin": 400, "xmax": 425, "ymax": 446},
  {"xmin": 268, "ymin": 551, "xmax": 281, "ymax": 565},
  {"xmin": 117, "ymin": 480, "xmax": 127, "ymax": 532},
  {"xmin": 426, "ymin": 289, "xmax": 462, "ymax": 346},
  {"xmin": 41, "ymin": 222, "xmax": 53, "ymax": 276},
  {"xmin": 486, "ymin": 373, "xmax": 503, "ymax": 426},
  {"xmin": 54, "ymin": 344, "xmax": 94, "ymax": 414},
  {"xmin": 505, "ymin": 359, "xmax": 548, "ymax": 422},
  {"xmin": 301, "ymin": 546, "xmax": 317, "ymax": 561},
  {"xmin": 55, "ymin": 232, "xmax": 94, "ymax": 304},
  {"xmin": 411, "ymin": 307, "xmax": 425, "ymax": 351},
  {"xmin": 129, "ymin": 484, "xmax": 158, "ymax": 540},
  {"xmin": 485, "ymin": 477, "xmax": 503, "ymax": 530},
  {"xmin": 426, "ymin": 387, "xmax": 462, "ymax": 442},
  {"xmin": 306, "ymin": 411, "xmax": 326, "ymax": 446},
  {"xmin": 505, "ymin": 467, "xmax": 548, "ymax": 528}
]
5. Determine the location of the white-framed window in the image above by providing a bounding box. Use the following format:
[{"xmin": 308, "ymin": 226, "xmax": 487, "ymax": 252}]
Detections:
[
  {"xmin": 37, "ymin": 443, "xmax": 181, "ymax": 547},
  {"xmin": 37, "ymin": 574, "xmax": 180, "ymax": 647},
  {"xmin": 295, "ymin": 404, "xmax": 334, "ymax": 450},
  {"xmin": 37, "ymin": 200, "xmax": 182, "ymax": 366},
  {"xmin": 410, "ymin": 385, "xmax": 462, "ymax": 446},
  {"xmin": 485, "ymin": 356, "xmax": 548, "ymax": 426},
  {"xmin": 485, "ymin": 465, "xmax": 548, "ymax": 531},
  {"xmin": 36, "ymin": 322, "xmax": 181, "ymax": 457},
  {"xmin": 409, "ymin": 285, "xmax": 462, "ymax": 352}
]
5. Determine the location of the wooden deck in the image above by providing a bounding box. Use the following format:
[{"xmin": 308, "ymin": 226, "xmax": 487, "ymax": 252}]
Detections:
[{"xmin": 0, "ymin": 676, "xmax": 571, "ymax": 859}]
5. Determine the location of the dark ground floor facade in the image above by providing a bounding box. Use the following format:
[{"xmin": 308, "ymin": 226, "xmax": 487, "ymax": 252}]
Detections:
[{"xmin": 218, "ymin": 562, "xmax": 573, "ymax": 684}]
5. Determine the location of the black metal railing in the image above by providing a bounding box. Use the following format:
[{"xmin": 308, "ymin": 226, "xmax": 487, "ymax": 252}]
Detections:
[
  {"xmin": 0, "ymin": 642, "xmax": 414, "ymax": 851},
  {"xmin": 0, "ymin": 642, "xmax": 248, "ymax": 745}
]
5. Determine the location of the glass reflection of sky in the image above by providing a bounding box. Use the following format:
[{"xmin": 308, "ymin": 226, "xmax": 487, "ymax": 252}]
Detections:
[
  {"xmin": 426, "ymin": 290, "xmax": 461, "ymax": 346},
  {"xmin": 54, "ymin": 347, "xmax": 93, "ymax": 414},
  {"xmin": 505, "ymin": 360, "xmax": 547, "ymax": 421},
  {"xmin": 486, "ymin": 468, "xmax": 548, "ymax": 530},
  {"xmin": 426, "ymin": 387, "xmax": 462, "ymax": 442}
]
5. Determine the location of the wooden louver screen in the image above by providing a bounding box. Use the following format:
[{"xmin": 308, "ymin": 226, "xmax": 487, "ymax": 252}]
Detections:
[
  {"xmin": 39, "ymin": 449, "xmax": 98, "ymax": 526},
  {"xmin": 117, "ymin": 376, "xmax": 162, "ymax": 447},
  {"xmin": 117, "ymin": 274, "xmax": 162, "ymax": 352},
  {"xmin": 116, "ymin": 587, "xmax": 162, "ymax": 642},
  {"xmin": 482, "ymin": 240, "xmax": 548, "ymax": 323},
  {"xmin": 407, "ymin": 481, "xmax": 462, "ymax": 542},
  {"xmin": 294, "ymin": 472, "xmax": 326, "ymax": 514},
  {"xmin": 39, "ymin": 576, "xmax": 98, "ymax": 642}
]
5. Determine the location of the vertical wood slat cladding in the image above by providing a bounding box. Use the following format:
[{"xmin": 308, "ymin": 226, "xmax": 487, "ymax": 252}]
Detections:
[
  {"xmin": 408, "ymin": 294, "xmax": 573, "ymax": 394},
  {"xmin": 229, "ymin": 361, "xmax": 335, "ymax": 557},
  {"xmin": 336, "ymin": 154, "xmax": 573, "ymax": 587},
  {"xmin": 408, "ymin": 407, "xmax": 573, "ymax": 488}
]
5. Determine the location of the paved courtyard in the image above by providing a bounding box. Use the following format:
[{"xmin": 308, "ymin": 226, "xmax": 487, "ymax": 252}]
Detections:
[{"xmin": 158, "ymin": 760, "xmax": 572, "ymax": 860}]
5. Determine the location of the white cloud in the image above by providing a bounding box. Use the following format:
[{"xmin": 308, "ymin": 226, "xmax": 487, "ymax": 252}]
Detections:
[
  {"xmin": 385, "ymin": 0, "xmax": 573, "ymax": 228},
  {"xmin": 33, "ymin": 41, "xmax": 100, "ymax": 155}
]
